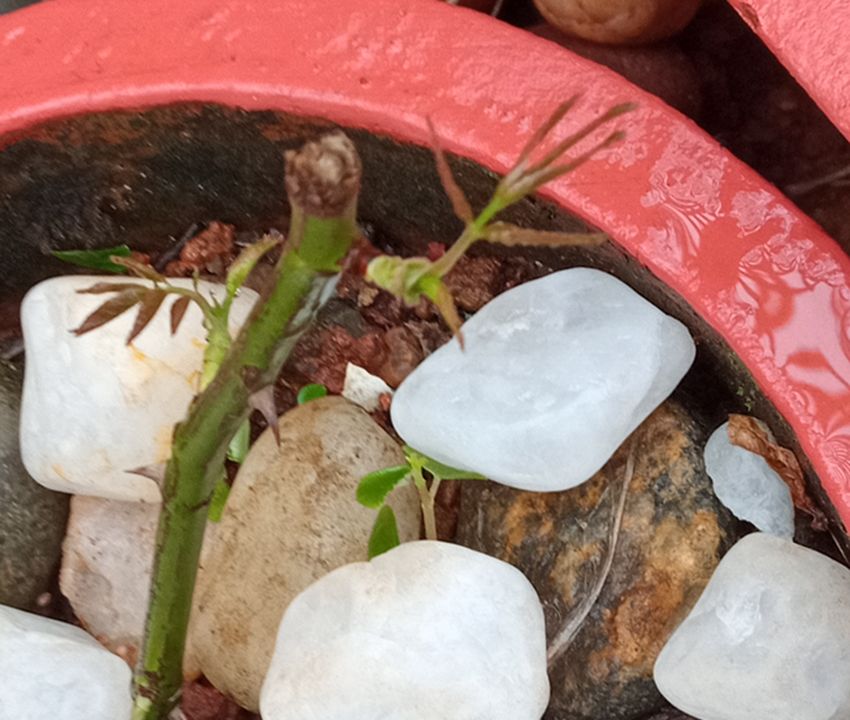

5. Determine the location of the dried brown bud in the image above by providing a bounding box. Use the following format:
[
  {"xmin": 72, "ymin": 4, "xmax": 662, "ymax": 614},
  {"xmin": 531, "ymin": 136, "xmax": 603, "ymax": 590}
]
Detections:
[{"xmin": 285, "ymin": 131, "xmax": 362, "ymax": 217}]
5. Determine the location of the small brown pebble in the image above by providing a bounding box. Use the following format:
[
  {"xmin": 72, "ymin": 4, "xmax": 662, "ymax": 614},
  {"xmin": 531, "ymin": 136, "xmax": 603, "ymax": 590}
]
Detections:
[
  {"xmin": 378, "ymin": 326, "xmax": 425, "ymax": 388},
  {"xmin": 181, "ymin": 681, "xmax": 246, "ymax": 720}
]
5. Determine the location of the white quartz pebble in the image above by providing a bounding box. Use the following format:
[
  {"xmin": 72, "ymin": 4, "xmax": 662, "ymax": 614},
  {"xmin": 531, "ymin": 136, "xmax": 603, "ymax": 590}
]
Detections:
[
  {"xmin": 0, "ymin": 604, "xmax": 132, "ymax": 720},
  {"xmin": 260, "ymin": 540, "xmax": 549, "ymax": 720},
  {"xmin": 391, "ymin": 268, "xmax": 695, "ymax": 491},
  {"xmin": 704, "ymin": 422, "xmax": 795, "ymax": 538},
  {"xmin": 342, "ymin": 362, "xmax": 392, "ymax": 411},
  {"xmin": 654, "ymin": 533, "xmax": 850, "ymax": 720},
  {"xmin": 20, "ymin": 275, "xmax": 256, "ymax": 502}
]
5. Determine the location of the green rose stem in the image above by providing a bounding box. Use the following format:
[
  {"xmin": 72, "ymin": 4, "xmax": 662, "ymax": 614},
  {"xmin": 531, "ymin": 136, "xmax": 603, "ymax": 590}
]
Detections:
[{"xmin": 131, "ymin": 132, "xmax": 362, "ymax": 720}]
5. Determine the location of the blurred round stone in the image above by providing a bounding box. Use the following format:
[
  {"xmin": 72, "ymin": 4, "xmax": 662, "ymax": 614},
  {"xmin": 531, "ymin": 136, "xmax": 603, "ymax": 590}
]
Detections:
[{"xmin": 532, "ymin": 0, "xmax": 702, "ymax": 45}]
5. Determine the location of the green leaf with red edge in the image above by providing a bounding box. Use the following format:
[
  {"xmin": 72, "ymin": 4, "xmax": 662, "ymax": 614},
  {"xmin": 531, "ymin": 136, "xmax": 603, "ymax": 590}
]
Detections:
[
  {"xmin": 368, "ymin": 505, "xmax": 401, "ymax": 559},
  {"xmin": 126, "ymin": 289, "xmax": 167, "ymax": 344},
  {"xmin": 53, "ymin": 245, "xmax": 131, "ymax": 273},
  {"xmin": 356, "ymin": 464, "xmax": 412, "ymax": 509},
  {"xmin": 72, "ymin": 288, "xmax": 147, "ymax": 336}
]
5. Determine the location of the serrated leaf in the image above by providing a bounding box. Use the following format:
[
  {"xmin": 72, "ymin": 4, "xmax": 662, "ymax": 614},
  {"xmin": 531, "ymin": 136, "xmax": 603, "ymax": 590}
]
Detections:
[
  {"xmin": 297, "ymin": 383, "xmax": 328, "ymax": 405},
  {"xmin": 126, "ymin": 289, "xmax": 167, "ymax": 344},
  {"xmin": 72, "ymin": 288, "xmax": 146, "ymax": 336},
  {"xmin": 427, "ymin": 117, "xmax": 473, "ymax": 223},
  {"xmin": 404, "ymin": 446, "xmax": 484, "ymax": 481},
  {"xmin": 169, "ymin": 296, "xmax": 191, "ymax": 335},
  {"xmin": 485, "ymin": 222, "xmax": 606, "ymax": 248},
  {"xmin": 53, "ymin": 245, "xmax": 132, "ymax": 273},
  {"xmin": 110, "ymin": 255, "xmax": 165, "ymax": 282},
  {"xmin": 368, "ymin": 505, "xmax": 401, "ymax": 559},
  {"xmin": 356, "ymin": 464, "xmax": 412, "ymax": 509},
  {"xmin": 226, "ymin": 234, "xmax": 281, "ymax": 297}
]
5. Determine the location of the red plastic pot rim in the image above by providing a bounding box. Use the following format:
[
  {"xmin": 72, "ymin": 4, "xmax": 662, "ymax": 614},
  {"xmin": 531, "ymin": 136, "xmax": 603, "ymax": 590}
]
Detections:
[
  {"xmin": 729, "ymin": 0, "xmax": 850, "ymax": 144},
  {"xmin": 0, "ymin": 0, "xmax": 848, "ymax": 530}
]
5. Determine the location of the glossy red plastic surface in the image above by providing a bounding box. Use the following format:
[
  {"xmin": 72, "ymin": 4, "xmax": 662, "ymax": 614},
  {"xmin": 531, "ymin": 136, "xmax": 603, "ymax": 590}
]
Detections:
[
  {"xmin": 729, "ymin": 0, "xmax": 850, "ymax": 144},
  {"xmin": 0, "ymin": 0, "xmax": 848, "ymax": 528}
]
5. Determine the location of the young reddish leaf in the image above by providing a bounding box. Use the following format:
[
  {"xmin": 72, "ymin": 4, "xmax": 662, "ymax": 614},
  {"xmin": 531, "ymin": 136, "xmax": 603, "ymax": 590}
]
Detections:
[
  {"xmin": 727, "ymin": 414, "xmax": 827, "ymax": 530},
  {"xmin": 126, "ymin": 289, "xmax": 167, "ymax": 345},
  {"xmin": 356, "ymin": 464, "xmax": 412, "ymax": 509},
  {"xmin": 77, "ymin": 282, "xmax": 147, "ymax": 295},
  {"xmin": 514, "ymin": 95, "xmax": 580, "ymax": 169},
  {"xmin": 368, "ymin": 505, "xmax": 401, "ymax": 559},
  {"xmin": 111, "ymin": 255, "xmax": 166, "ymax": 282},
  {"xmin": 170, "ymin": 296, "xmax": 191, "ymax": 335},
  {"xmin": 485, "ymin": 222, "xmax": 606, "ymax": 248},
  {"xmin": 528, "ymin": 103, "xmax": 636, "ymax": 177},
  {"xmin": 72, "ymin": 288, "xmax": 146, "ymax": 336},
  {"xmin": 427, "ymin": 117, "xmax": 473, "ymax": 223},
  {"xmin": 225, "ymin": 234, "xmax": 281, "ymax": 297}
]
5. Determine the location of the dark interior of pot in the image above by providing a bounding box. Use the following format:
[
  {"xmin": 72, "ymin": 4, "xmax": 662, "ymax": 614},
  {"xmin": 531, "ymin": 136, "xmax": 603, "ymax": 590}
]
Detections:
[
  {"xmin": 1, "ymin": 102, "xmax": 844, "ymax": 545},
  {"xmin": 1, "ymin": 102, "xmax": 847, "ymax": 719}
]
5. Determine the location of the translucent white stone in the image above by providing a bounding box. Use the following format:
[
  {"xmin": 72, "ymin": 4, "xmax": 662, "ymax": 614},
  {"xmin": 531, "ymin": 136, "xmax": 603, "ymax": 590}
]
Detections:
[
  {"xmin": 391, "ymin": 268, "xmax": 695, "ymax": 491},
  {"xmin": 260, "ymin": 540, "xmax": 549, "ymax": 720},
  {"xmin": 20, "ymin": 275, "xmax": 256, "ymax": 502},
  {"xmin": 704, "ymin": 422, "xmax": 795, "ymax": 538},
  {"xmin": 654, "ymin": 533, "xmax": 850, "ymax": 720},
  {"xmin": 342, "ymin": 362, "xmax": 392, "ymax": 411},
  {"xmin": 0, "ymin": 604, "xmax": 132, "ymax": 720}
]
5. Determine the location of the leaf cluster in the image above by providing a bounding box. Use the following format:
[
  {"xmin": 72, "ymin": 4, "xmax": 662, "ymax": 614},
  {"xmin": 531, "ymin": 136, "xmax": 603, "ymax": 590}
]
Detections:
[
  {"xmin": 357, "ymin": 446, "xmax": 483, "ymax": 558},
  {"xmin": 365, "ymin": 98, "xmax": 634, "ymax": 343}
]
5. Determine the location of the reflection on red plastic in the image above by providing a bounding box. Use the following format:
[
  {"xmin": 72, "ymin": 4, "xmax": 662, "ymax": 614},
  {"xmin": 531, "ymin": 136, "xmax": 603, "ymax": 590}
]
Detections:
[{"xmin": 0, "ymin": 0, "xmax": 847, "ymax": 529}]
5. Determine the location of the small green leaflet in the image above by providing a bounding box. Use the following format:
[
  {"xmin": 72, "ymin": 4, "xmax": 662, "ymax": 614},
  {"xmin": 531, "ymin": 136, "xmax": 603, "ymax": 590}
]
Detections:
[
  {"xmin": 368, "ymin": 505, "xmax": 400, "ymax": 559},
  {"xmin": 356, "ymin": 464, "xmax": 411, "ymax": 509},
  {"xmin": 297, "ymin": 383, "xmax": 328, "ymax": 405},
  {"xmin": 403, "ymin": 446, "xmax": 485, "ymax": 481},
  {"xmin": 53, "ymin": 245, "xmax": 132, "ymax": 273}
]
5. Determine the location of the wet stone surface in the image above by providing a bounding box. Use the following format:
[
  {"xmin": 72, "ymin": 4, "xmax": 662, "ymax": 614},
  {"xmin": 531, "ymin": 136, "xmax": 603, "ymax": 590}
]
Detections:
[
  {"xmin": 456, "ymin": 400, "xmax": 737, "ymax": 720},
  {"xmin": 0, "ymin": 359, "xmax": 69, "ymax": 609}
]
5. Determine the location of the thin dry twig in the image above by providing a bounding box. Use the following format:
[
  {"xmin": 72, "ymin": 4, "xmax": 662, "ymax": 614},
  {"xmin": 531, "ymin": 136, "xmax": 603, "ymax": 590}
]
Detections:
[{"xmin": 547, "ymin": 441, "xmax": 636, "ymax": 666}]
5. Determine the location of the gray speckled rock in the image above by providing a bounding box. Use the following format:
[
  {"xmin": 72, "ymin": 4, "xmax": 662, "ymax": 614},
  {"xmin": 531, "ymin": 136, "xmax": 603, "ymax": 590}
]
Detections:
[{"xmin": 0, "ymin": 360, "xmax": 68, "ymax": 609}]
